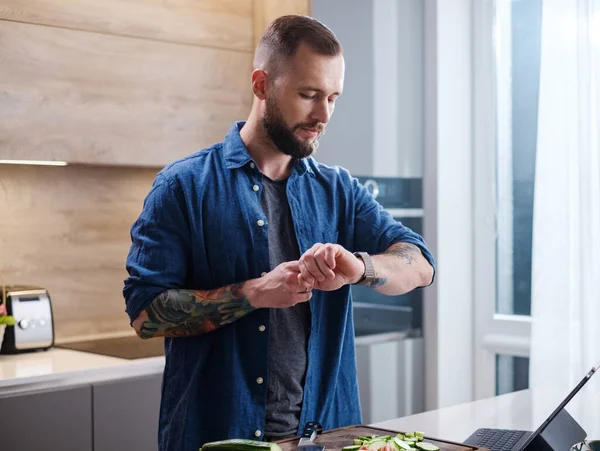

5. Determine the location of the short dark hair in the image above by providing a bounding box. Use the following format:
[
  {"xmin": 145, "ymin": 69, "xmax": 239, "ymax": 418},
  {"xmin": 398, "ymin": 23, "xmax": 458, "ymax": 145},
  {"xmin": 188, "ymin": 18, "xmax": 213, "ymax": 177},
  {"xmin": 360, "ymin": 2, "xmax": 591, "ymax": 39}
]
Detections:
[{"xmin": 253, "ymin": 15, "xmax": 342, "ymax": 74}]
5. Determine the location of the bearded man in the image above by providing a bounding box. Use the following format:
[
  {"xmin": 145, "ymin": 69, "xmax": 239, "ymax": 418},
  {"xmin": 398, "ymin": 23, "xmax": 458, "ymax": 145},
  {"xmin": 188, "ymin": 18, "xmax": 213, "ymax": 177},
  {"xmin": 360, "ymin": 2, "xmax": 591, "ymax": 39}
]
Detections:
[{"xmin": 124, "ymin": 14, "xmax": 435, "ymax": 451}]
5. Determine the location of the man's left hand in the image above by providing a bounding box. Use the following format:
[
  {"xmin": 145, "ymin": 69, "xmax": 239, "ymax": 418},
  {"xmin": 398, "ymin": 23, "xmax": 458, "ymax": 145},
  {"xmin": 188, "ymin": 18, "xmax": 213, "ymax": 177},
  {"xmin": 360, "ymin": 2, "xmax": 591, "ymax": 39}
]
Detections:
[{"xmin": 297, "ymin": 243, "xmax": 365, "ymax": 292}]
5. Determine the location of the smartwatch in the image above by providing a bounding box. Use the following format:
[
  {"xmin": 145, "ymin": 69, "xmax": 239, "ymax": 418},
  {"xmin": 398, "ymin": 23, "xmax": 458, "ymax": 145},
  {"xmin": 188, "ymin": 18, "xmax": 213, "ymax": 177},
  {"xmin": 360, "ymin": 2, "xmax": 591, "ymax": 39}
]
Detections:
[{"xmin": 352, "ymin": 252, "xmax": 375, "ymax": 284}]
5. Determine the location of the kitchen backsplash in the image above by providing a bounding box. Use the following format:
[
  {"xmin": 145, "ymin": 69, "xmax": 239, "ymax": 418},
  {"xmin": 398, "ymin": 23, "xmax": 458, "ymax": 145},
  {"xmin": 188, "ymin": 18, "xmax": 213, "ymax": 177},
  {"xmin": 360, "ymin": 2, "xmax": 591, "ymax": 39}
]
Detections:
[{"xmin": 0, "ymin": 164, "xmax": 157, "ymax": 342}]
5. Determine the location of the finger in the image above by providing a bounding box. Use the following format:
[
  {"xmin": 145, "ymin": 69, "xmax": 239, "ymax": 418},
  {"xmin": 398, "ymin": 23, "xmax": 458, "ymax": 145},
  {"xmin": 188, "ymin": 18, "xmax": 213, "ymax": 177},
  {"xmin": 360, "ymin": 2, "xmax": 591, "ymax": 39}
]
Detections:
[
  {"xmin": 297, "ymin": 273, "xmax": 313, "ymax": 292},
  {"xmin": 296, "ymin": 290, "xmax": 313, "ymax": 303},
  {"xmin": 298, "ymin": 261, "xmax": 316, "ymax": 286},
  {"xmin": 314, "ymin": 246, "xmax": 336, "ymax": 280},
  {"xmin": 302, "ymin": 253, "xmax": 328, "ymax": 282},
  {"xmin": 324, "ymin": 244, "xmax": 337, "ymax": 271},
  {"xmin": 284, "ymin": 260, "xmax": 301, "ymax": 273}
]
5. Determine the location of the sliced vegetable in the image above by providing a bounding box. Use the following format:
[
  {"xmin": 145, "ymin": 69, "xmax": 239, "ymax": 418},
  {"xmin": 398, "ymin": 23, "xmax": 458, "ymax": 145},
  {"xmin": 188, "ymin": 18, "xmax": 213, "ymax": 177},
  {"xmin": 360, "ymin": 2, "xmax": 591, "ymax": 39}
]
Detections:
[
  {"xmin": 367, "ymin": 440, "xmax": 389, "ymax": 450},
  {"xmin": 393, "ymin": 437, "xmax": 413, "ymax": 451},
  {"xmin": 415, "ymin": 443, "xmax": 439, "ymax": 451},
  {"xmin": 201, "ymin": 439, "xmax": 282, "ymax": 451},
  {"xmin": 349, "ymin": 431, "xmax": 432, "ymax": 451}
]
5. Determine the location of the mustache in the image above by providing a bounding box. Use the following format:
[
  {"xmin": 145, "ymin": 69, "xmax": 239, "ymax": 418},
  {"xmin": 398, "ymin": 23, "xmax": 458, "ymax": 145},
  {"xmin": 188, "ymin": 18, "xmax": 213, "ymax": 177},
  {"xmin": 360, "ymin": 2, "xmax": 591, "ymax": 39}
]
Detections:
[{"xmin": 294, "ymin": 122, "xmax": 325, "ymax": 133}]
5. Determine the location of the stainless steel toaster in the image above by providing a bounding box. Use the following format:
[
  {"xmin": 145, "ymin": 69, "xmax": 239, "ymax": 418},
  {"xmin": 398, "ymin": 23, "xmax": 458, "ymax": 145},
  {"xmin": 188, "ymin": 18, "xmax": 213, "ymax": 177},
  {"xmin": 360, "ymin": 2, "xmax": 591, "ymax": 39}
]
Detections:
[{"xmin": 1, "ymin": 285, "xmax": 55, "ymax": 354}]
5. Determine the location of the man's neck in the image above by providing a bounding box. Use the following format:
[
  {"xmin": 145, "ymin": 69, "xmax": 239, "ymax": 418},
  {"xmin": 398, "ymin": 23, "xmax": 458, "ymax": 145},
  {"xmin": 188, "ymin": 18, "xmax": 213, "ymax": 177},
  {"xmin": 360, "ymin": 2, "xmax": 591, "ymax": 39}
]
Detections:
[{"xmin": 239, "ymin": 117, "xmax": 294, "ymax": 181}]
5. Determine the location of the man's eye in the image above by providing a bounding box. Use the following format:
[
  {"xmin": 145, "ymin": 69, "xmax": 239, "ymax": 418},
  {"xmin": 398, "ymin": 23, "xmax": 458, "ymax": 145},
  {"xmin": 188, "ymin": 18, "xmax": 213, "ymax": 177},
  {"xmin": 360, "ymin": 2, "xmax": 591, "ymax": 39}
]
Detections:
[{"xmin": 299, "ymin": 93, "xmax": 316, "ymax": 99}]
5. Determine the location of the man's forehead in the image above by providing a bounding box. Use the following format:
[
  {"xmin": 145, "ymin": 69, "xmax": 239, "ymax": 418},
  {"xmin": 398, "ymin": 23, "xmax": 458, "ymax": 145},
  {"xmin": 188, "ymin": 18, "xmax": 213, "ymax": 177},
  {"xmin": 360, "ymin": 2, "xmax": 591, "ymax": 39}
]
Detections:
[{"xmin": 284, "ymin": 48, "xmax": 344, "ymax": 92}]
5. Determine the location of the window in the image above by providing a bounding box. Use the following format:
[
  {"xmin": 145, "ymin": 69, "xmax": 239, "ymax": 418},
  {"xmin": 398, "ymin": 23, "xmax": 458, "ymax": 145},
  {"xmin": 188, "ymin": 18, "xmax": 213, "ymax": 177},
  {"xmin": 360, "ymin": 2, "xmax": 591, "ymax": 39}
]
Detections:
[
  {"xmin": 496, "ymin": 355, "xmax": 530, "ymax": 396},
  {"xmin": 473, "ymin": 0, "xmax": 543, "ymax": 398}
]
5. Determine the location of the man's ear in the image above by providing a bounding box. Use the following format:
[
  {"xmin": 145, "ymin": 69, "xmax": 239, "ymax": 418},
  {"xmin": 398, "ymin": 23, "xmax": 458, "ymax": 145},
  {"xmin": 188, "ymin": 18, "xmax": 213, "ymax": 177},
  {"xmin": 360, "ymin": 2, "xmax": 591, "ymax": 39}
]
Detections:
[{"xmin": 251, "ymin": 69, "xmax": 268, "ymax": 100}]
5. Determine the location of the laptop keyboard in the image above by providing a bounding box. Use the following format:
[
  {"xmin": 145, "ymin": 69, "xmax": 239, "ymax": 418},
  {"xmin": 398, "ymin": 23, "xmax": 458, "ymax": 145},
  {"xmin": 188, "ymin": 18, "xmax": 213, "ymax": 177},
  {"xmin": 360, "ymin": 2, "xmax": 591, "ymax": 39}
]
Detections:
[{"xmin": 468, "ymin": 428, "xmax": 530, "ymax": 451}]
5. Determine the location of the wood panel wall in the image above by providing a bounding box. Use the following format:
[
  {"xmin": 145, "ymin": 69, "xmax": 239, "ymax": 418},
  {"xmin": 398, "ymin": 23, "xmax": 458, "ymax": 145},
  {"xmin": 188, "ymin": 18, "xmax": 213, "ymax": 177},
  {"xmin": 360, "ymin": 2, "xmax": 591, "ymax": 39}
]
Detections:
[
  {"xmin": 0, "ymin": 0, "xmax": 310, "ymax": 342},
  {"xmin": 0, "ymin": 164, "xmax": 157, "ymax": 341}
]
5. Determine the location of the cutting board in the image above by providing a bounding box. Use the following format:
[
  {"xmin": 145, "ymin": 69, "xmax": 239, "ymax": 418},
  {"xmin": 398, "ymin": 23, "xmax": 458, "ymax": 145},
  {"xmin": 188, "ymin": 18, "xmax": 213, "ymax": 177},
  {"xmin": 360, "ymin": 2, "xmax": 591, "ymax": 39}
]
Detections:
[{"xmin": 276, "ymin": 425, "xmax": 489, "ymax": 451}]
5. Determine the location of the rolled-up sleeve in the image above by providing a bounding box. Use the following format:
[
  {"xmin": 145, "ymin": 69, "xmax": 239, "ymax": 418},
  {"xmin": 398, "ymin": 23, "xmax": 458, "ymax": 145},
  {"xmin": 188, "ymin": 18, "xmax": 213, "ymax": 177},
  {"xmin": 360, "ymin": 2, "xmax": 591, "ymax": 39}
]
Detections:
[
  {"xmin": 351, "ymin": 177, "xmax": 436, "ymax": 282},
  {"xmin": 123, "ymin": 174, "xmax": 191, "ymax": 324}
]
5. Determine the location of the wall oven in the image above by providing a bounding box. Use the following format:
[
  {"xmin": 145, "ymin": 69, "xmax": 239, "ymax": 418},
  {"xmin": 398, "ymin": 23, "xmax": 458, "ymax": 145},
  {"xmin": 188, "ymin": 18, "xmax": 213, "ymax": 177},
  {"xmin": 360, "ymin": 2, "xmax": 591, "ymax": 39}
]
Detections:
[{"xmin": 351, "ymin": 176, "xmax": 426, "ymax": 423}]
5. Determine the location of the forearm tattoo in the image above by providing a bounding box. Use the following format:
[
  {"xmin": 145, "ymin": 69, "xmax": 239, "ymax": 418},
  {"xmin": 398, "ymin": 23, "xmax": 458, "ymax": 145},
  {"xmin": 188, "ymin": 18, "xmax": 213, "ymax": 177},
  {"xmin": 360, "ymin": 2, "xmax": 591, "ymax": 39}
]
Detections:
[
  {"xmin": 138, "ymin": 283, "xmax": 254, "ymax": 339},
  {"xmin": 385, "ymin": 242, "xmax": 419, "ymax": 265},
  {"xmin": 365, "ymin": 276, "xmax": 387, "ymax": 289}
]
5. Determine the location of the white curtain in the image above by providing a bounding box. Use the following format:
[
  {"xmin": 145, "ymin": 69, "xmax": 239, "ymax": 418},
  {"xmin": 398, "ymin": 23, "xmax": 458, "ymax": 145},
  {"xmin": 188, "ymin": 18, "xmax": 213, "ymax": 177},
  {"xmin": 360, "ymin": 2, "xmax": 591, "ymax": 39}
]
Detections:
[{"xmin": 530, "ymin": 0, "xmax": 600, "ymax": 429}]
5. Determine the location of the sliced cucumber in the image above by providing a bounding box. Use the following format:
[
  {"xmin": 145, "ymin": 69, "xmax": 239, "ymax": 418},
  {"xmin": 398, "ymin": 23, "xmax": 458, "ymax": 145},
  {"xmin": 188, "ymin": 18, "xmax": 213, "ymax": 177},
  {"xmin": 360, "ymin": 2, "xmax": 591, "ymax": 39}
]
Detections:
[
  {"xmin": 367, "ymin": 440, "xmax": 389, "ymax": 450},
  {"xmin": 378, "ymin": 436, "xmax": 392, "ymax": 441},
  {"xmin": 354, "ymin": 439, "xmax": 364, "ymax": 446},
  {"xmin": 201, "ymin": 439, "xmax": 282, "ymax": 451},
  {"xmin": 343, "ymin": 446, "xmax": 362, "ymax": 451},
  {"xmin": 393, "ymin": 437, "xmax": 413, "ymax": 451},
  {"xmin": 415, "ymin": 443, "xmax": 439, "ymax": 451}
]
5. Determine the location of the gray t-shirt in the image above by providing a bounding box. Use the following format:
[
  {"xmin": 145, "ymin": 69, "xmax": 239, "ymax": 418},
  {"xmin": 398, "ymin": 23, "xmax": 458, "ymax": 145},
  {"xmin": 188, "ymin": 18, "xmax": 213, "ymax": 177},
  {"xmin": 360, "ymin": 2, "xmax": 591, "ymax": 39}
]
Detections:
[{"xmin": 260, "ymin": 175, "xmax": 311, "ymax": 437}]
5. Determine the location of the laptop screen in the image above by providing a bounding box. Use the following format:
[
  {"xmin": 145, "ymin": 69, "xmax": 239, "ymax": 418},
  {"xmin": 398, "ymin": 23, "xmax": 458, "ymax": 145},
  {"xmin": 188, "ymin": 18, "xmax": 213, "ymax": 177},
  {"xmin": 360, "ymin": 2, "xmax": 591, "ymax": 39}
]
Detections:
[{"xmin": 518, "ymin": 362, "xmax": 600, "ymax": 451}]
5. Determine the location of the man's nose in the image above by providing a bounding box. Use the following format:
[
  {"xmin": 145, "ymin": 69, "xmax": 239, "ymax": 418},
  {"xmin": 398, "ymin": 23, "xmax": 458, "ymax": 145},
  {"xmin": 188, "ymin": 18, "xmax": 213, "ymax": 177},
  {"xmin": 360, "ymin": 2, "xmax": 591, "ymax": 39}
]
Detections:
[{"xmin": 312, "ymin": 98, "xmax": 332, "ymax": 125}]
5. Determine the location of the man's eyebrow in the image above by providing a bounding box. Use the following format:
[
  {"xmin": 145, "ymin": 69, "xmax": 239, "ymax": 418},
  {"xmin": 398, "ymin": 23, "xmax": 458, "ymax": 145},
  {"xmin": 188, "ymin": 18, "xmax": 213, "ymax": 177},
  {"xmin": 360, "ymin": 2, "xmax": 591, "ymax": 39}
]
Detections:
[{"xmin": 299, "ymin": 86, "xmax": 341, "ymax": 96}]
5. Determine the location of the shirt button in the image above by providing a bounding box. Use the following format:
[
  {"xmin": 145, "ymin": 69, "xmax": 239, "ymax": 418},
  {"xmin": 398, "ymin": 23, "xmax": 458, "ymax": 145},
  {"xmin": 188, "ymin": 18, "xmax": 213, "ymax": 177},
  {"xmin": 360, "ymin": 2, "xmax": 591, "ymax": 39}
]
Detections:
[
  {"xmin": 250, "ymin": 162, "xmax": 255, "ymax": 169},
  {"xmin": 261, "ymin": 272, "xmax": 267, "ymax": 277},
  {"xmin": 256, "ymin": 377, "xmax": 264, "ymax": 384},
  {"xmin": 258, "ymin": 325, "xmax": 266, "ymax": 332},
  {"xmin": 257, "ymin": 219, "xmax": 265, "ymax": 227},
  {"xmin": 252, "ymin": 184, "xmax": 260, "ymax": 192},
  {"xmin": 254, "ymin": 430, "xmax": 261, "ymax": 437}
]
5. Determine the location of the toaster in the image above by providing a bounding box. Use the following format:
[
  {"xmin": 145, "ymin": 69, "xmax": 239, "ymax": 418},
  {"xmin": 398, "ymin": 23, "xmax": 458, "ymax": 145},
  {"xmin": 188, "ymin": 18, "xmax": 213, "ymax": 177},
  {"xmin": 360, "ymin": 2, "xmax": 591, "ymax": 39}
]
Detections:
[{"xmin": 1, "ymin": 285, "xmax": 55, "ymax": 354}]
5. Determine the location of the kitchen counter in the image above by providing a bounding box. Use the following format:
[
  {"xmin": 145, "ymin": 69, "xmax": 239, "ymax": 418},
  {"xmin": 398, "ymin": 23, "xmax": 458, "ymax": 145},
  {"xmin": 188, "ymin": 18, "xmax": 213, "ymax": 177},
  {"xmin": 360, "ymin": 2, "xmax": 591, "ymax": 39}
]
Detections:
[
  {"xmin": 373, "ymin": 386, "xmax": 600, "ymax": 442},
  {"xmin": 0, "ymin": 347, "xmax": 164, "ymax": 393}
]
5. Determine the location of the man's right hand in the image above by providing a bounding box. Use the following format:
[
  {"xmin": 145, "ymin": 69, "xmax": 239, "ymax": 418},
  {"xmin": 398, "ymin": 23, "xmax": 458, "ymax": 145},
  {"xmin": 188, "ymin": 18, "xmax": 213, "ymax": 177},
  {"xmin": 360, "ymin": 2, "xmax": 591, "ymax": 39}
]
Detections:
[{"xmin": 243, "ymin": 261, "xmax": 312, "ymax": 308}]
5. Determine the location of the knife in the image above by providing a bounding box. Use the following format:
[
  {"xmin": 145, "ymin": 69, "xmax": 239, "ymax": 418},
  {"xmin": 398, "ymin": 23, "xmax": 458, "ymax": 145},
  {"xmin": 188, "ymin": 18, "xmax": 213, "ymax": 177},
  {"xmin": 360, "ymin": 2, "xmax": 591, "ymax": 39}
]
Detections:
[{"xmin": 297, "ymin": 421, "xmax": 325, "ymax": 451}]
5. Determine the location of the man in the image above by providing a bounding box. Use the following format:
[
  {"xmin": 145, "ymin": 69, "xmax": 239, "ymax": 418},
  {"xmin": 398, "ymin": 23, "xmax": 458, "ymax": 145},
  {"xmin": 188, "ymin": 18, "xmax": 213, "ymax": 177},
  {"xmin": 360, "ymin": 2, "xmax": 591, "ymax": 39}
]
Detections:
[{"xmin": 124, "ymin": 15, "xmax": 435, "ymax": 451}]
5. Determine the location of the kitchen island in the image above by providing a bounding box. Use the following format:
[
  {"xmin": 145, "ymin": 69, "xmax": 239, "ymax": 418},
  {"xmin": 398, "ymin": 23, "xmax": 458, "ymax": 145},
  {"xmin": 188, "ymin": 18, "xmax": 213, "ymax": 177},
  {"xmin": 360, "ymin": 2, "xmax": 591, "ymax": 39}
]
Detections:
[
  {"xmin": 2, "ymin": 347, "xmax": 599, "ymax": 450},
  {"xmin": 373, "ymin": 385, "xmax": 600, "ymax": 443}
]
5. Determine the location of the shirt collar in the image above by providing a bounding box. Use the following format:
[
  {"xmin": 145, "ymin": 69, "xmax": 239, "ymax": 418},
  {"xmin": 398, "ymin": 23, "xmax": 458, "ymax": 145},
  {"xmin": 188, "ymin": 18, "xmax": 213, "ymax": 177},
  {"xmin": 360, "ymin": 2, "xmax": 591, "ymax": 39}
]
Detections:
[{"xmin": 223, "ymin": 121, "xmax": 315, "ymax": 177}]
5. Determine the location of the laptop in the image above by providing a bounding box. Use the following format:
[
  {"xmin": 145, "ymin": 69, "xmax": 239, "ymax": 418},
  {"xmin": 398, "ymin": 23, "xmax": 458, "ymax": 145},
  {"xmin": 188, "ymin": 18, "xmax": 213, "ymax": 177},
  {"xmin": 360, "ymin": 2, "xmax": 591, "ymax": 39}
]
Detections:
[{"xmin": 463, "ymin": 362, "xmax": 599, "ymax": 451}]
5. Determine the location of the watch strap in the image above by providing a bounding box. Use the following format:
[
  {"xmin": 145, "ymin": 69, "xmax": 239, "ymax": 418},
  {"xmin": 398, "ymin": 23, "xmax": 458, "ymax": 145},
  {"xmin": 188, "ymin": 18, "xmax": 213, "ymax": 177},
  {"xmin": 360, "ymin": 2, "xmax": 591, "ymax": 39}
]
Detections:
[{"xmin": 353, "ymin": 252, "xmax": 375, "ymax": 284}]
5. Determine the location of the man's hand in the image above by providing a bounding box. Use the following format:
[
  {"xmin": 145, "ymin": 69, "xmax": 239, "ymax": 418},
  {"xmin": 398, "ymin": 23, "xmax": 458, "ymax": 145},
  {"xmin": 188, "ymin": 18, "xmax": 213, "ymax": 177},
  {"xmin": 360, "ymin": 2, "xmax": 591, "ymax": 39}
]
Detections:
[
  {"xmin": 244, "ymin": 261, "xmax": 313, "ymax": 308},
  {"xmin": 297, "ymin": 243, "xmax": 365, "ymax": 292}
]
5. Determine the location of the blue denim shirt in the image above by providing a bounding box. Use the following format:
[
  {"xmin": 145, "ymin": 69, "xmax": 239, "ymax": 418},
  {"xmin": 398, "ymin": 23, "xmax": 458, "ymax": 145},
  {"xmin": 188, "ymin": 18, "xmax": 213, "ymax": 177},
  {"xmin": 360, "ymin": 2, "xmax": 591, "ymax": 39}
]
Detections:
[{"xmin": 124, "ymin": 122, "xmax": 435, "ymax": 451}]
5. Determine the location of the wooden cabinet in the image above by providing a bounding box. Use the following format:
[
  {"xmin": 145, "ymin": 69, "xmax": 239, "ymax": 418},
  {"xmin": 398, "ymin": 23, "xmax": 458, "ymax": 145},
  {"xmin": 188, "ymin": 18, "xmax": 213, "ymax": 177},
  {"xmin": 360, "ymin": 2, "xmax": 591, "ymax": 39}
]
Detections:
[
  {"xmin": 0, "ymin": 19, "xmax": 252, "ymax": 167},
  {"xmin": 93, "ymin": 373, "xmax": 163, "ymax": 451},
  {"xmin": 0, "ymin": 385, "xmax": 93, "ymax": 451},
  {"xmin": 0, "ymin": 0, "xmax": 311, "ymax": 167},
  {"xmin": 0, "ymin": 0, "xmax": 253, "ymax": 167}
]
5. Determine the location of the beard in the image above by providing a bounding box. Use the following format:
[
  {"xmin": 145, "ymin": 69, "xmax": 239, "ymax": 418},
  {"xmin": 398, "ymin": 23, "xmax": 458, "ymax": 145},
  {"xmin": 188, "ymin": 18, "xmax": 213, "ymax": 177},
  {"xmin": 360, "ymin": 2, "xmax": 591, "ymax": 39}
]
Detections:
[{"xmin": 262, "ymin": 95, "xmax": 323, "ymax": 159}]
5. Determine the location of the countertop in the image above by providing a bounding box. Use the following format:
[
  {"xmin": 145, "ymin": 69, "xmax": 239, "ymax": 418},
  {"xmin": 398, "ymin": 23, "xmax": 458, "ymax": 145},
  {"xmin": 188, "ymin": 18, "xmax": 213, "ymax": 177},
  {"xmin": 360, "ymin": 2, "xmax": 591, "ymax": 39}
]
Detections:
[
  {"xmin": 4, "ymin": 345, "xmax": 599, "ymax": 446},
  {"xmin": 0, "ymin": 347, "xmax": 165, "ymax": 394},
  {"xmin": 373, "ymin": 386, "xmax": 600, "ymax": 442}
]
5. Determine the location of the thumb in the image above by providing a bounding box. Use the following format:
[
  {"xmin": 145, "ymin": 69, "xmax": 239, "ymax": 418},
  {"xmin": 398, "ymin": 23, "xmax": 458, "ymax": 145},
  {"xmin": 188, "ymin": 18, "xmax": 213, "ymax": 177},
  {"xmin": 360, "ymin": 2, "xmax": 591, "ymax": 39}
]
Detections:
[{"xmin": 284, "ymin": 260, "xmax": 302, "ymax": 273}]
